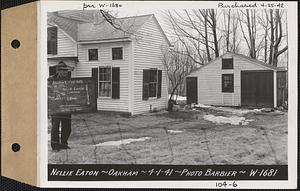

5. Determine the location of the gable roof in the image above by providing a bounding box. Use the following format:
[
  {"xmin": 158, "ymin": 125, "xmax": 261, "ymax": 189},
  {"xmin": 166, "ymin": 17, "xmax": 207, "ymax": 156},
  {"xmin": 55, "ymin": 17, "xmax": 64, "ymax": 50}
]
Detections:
[
  {"xmin": 48, "ymin": 10, "xmax": 170, "ymax": 44},
  {"xmin": 190, "ymin": 52, "xmax": 285, "ymax": 75},
  {"xmin": 48, "ymin": 12, "xmax": 83, "ymax": 41},
  {"xmin": 150, "ymin": 15, "xmax": 172, "ymax": 46},
  {"xmin": 77, "ymin": 14, "xmax": 153, "ymax": 42},
  {"xmin": 52, "ymin": 10, "xmax": 106, "ymax": 23},
  {"xmin": 231, "ymin": 52, "xmax": 281, "ymax": 70}
]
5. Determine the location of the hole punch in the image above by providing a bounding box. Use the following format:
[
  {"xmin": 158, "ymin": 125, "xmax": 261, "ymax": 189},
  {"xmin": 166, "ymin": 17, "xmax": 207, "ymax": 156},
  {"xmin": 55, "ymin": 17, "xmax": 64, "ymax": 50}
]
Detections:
[
  {"xmin": 12, "ymin": 143, "xmax": 21, "ymax": 152},
  {"xmin": 11, "ymin": 39, "xmax": 20, "ymax": 49}
]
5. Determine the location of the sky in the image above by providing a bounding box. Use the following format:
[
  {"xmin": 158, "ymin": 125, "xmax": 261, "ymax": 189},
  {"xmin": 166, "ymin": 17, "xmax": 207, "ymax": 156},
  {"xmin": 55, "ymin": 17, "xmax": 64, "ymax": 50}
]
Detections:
[{"xmin": 45, "ymin": 1, "xmax": 291, "ymax": 66}]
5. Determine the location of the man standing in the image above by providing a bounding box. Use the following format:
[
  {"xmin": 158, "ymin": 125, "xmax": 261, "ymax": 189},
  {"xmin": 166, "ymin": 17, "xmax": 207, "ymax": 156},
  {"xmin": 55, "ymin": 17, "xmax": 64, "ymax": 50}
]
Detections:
[{"xmin": 49, "ymin": 61, "xmax": 72, "ymax": 151}]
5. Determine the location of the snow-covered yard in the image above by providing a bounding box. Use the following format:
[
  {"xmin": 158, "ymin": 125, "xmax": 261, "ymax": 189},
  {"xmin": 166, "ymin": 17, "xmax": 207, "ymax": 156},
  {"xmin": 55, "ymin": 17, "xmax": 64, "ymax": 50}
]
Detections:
[
  {"xmin": 204, "ymin": 115, "xmax": 254, "ymax": 125},
  {"xmin": 48, "ymin": 106, "xmax": 287, "ymax": 165}
]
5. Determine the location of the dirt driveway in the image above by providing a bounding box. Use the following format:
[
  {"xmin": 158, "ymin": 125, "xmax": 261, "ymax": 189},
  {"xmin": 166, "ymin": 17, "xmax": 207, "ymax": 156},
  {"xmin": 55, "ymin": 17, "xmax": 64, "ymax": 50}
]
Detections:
[{"xmin": 48, "ymin": 107, "xmax": 287, "ymax": 165}]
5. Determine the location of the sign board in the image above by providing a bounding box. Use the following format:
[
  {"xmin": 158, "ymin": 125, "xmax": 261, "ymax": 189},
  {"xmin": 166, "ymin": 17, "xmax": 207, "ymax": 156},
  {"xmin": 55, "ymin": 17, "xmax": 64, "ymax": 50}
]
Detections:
[{"xmin": 48, "ymin": 78, "xmax": 97, "ymax": 114}]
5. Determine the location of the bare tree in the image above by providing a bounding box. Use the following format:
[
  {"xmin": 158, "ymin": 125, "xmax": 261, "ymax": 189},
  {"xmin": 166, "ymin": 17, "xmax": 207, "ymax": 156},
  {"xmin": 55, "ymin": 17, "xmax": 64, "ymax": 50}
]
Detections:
[
  {"xmin": 162, "ymin": 46, "xmax": 197, "ymax": 111},
  {"xmin": 267, "ymin": 9, "xmax": 288, "ymax": 66},
  {"xmin": 231, "ymin": 11, "xmax": 240, "ymax": 53},
  {"xmin": 221, "ymin": 10, "xmax": 240, "ymax": 53},
  {"xmin": 98, "ymin": 10, "xmax": 143, "ymax": 41},
  {"xmin": 237, "ymin": 10, "xmax": 261, "ymax": 58},
  {"xmin": 257, "ymin": 10, "xmax": 269, "ymax": 63},
  {"xmin": 208, "ymin": 9, "xmax": 219, "ymax": 57},
  {"xmin": 166, "ymin": 9, "xmax": 220, "ymax": 64},
  {"xmin": 257, "ymin": 9, "xmax": 288, "ymax": 66},
  {"xmin": 223, "ymin": 9, "xmax": 231, "ymax": 52}
]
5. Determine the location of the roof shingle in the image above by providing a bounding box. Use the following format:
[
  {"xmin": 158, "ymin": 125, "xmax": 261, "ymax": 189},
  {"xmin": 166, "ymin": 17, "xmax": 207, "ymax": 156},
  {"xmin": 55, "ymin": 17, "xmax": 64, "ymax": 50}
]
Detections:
[
  {"xmin": 77, "ymin": 14, "xmax": 153, "ymax": 41},
  {"xmin": 48, "ymin": 11, "xmax": 153, "ymax": 42}
]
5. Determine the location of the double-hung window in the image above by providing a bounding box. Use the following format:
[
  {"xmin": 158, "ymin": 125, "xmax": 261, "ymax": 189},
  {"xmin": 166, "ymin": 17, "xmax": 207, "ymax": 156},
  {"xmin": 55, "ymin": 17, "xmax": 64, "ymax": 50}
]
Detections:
[
  {"xmin": 149, "ymin": 70, "xmax": 158, "ymax": 97},
  {"xmin": 91, "ymin": 67, "xmax": 120, "ymax": 99},
  {"xmin": 143, "ymin": 69, "xmax": 162, "ymax": 100},
  {"xmin": 98, "ymin": 67, "xmax": 111, "ymax": 97}
]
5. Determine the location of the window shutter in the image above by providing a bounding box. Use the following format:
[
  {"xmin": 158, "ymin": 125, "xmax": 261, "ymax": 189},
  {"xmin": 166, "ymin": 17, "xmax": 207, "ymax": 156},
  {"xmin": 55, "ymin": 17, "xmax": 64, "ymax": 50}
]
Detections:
[
  {"xmin": 53, "ymin": 27, "xmax": 57, "ymax": 54},
  {"xmin": 47, "ymin": 27, "xmax": 57, "ymax": 55},
  {"xmin": 112, "ymin": 67, "xmax": 120, "ymax": 99},
  {"xmin": 92, "ymin": 68, "xmax": 99, "ymax": 99},
  {"xmin": 143, "ymin": 70, "xmax": 150, "ymax": 100},
  {"xmin": 157, "ymin": 70, "xmax": 162, "ymax": 98}
]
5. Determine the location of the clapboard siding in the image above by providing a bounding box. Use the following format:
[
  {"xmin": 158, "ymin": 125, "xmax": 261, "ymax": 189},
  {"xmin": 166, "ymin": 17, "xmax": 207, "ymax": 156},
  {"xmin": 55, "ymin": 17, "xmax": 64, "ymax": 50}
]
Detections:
[
  {"xmin": 56, "ymin": 29, "xmax": 77, "ymax": 57},
  {"xmin": 74, "ymin": 41, "xmax": 131, "ymax": 112},
  {"xmin": 189, "ymin": 53, "xmax": 274, "ymax": 106},
  {"xmin": 132, "ymin": 17, "xmax": 169, "ymax": 115}
]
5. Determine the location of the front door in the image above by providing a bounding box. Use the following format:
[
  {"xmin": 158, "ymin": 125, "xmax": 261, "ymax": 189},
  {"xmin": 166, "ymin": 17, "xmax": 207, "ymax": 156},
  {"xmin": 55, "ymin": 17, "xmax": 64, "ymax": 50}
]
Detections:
[
  {"xmin": 186, "ymin": 77, "xmax": 198, "ymax": 104},
  {"xmin": 241, "ymin": 71, "xmax": 273, "ymax": 108}
]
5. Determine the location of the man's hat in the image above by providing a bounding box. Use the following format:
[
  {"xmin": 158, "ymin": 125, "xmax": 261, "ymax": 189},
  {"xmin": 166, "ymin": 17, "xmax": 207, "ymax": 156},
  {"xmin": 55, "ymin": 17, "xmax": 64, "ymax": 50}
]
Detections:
[{"xmin": 56, "ymin": 61, "xmax": 72, "ymax": 70}]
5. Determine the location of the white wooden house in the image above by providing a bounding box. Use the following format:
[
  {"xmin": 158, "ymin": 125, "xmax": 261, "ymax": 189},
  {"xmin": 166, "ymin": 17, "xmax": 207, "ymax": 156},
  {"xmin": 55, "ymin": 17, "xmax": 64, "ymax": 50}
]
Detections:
[
  {"xmin": 47, "ymin": 11, "xmax": 170, "ymax": 115},
  {"xmin": 186, "ymin": 52, "xmax": 287, "ymax": 108}
]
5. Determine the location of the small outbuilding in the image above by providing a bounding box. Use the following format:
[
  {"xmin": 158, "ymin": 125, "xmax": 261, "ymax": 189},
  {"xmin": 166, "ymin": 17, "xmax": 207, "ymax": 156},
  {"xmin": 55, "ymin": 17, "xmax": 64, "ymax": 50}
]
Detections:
[{"xmin": 186, "ymin": 52, "xmax": 287, "ymax": 108}]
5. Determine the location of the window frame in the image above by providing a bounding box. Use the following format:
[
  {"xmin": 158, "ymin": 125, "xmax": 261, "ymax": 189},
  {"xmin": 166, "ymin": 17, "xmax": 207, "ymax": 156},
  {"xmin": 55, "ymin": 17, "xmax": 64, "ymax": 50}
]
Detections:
[
  {"xmin": 88, "ymin": 48, "xmax": 99, "ymax": 61},
  {"xmin": 222, "ymin": 74, "xmax": 234, "ymax": 93},
  {"xmin": 98, "ymin": 66, "xmax": 112, "ymax": 98},
  {"xmin": 148, "ymin": 69, "xmax": 158, "ymax": 98},
  {"xmin": 97, "ymin": 66, "xmax": 120, "ymax": 99},
  {"xmin": 112, "ymin": 47, "xmax": 123, "ymax": 60},
  {"xmin": 222, "ymin": 58, "xmax": 234, "ymax": 69},
  {"xmin": 143, "ymin": 69, "xmax": 162, "ymax": 100}
]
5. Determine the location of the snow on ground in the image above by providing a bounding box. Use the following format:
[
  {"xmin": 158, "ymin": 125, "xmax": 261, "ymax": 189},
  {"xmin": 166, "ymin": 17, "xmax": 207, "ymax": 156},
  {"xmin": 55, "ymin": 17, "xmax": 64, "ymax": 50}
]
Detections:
[
  {"xmin": 204, "ymin": 114, "xmax": 254, "ymax": 125},
  {"xmin": 167, "ymin": 130, "xmax": 183, "ymax": 134},
  {"xmin": 213, "ymin": 107, "xmax": 262, "ymax": 115},
  {"xmin": 191, "ymin": 103, "xmax": 263, "ymax": 116},
  {"xmin": 192, "ymin": 103, "xmax": 211, "ymax": 108},
  {"xmin": 94, "ymin": 137, "xmax": 151, "ymax": 146},
  {"xmin": 169, "ymin": 94, "xmax": 186, "ymax": 101}
]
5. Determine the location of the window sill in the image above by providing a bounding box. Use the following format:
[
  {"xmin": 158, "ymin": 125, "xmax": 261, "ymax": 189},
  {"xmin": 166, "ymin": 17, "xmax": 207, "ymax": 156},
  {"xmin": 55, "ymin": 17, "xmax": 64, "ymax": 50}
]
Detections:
[
  {"xmin": 143, "ymin": 97, "xmax": 160, "ymax": 101},
  {"xmin": 97, "ymin": 97, "xmax": 120, "ymax": 100},
  {"xmin": 98, "ymin": 97, "xmax": 112, "ymax": 99},
  {"xmin": 47, "ymin": 54, "xmax": 58, "ymax": 57},
  {"xmin": 112, "ymin": 59, "xmax": 125, "ymax": 61}
]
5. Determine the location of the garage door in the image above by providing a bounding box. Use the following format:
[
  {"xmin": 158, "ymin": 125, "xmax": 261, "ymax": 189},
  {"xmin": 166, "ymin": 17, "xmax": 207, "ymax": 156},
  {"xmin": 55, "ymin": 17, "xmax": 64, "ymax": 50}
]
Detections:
[{"xmin": 241, "ymin": 71, "xmax": 273, "ymax": 108}]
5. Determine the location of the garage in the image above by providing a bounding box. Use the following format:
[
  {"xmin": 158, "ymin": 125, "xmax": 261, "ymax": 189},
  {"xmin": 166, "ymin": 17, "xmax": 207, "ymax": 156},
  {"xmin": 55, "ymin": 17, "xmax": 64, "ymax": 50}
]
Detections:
[
  {"xmin": 241, "ymin": 70, "xmax": 274, "ymax": 108},
  {"xmin": 186, "ymin": 52, "xmax": 287, "ymax": 108}
]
